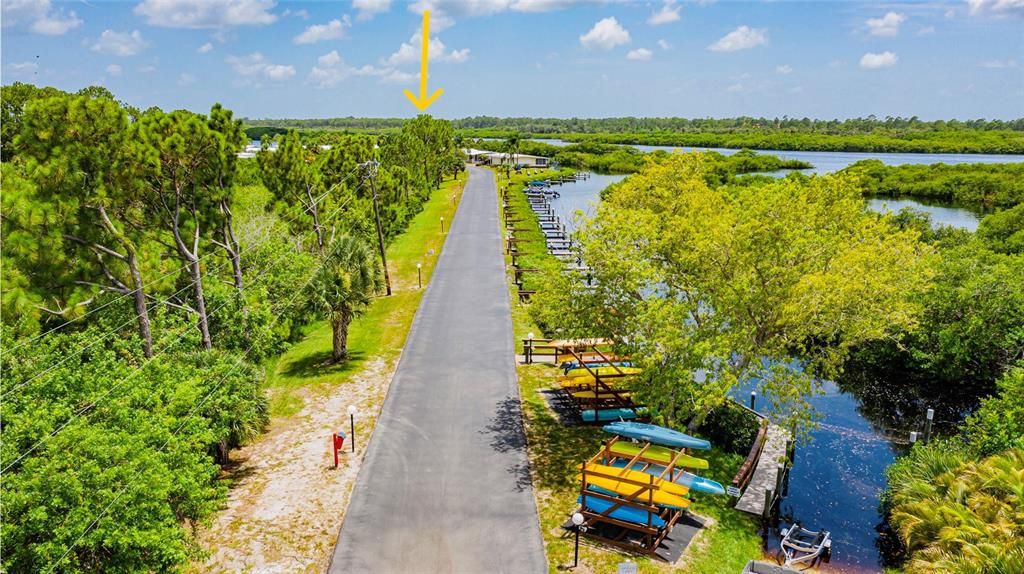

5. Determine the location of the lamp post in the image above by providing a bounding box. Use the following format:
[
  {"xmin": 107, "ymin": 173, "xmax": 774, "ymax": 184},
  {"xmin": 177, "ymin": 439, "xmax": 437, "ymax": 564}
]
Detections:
[
  {"xmin": 347, "ymin": 405, "xmax": 357, "ymax": 453},
  {"xmin": 416, "ymin": 263, "xmax": 422, "ymax": 289},
  {"xmin": 440, "ymin": 216, "xmax": 445, "ymax": 233},
  {"xmin": 571, "ymin": 512, "xmax": 585, "ymax": 568},
  {"xmin": 526, "ymin": 332, "xmax": 535, "ymax": 364}
]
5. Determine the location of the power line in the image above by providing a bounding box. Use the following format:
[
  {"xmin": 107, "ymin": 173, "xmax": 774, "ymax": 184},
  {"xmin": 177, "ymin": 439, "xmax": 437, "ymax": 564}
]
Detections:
[
  {"xmin": 1, "ymin": 194, "xmax": 357, "ymax": 473},
  {"xmin": 4, "ymin": 162, "xmax": 362, "ymax": 355},
  {"xmin": 43, "ymin": 243, "xmax": 332, "ymax": 573},
  {"xmin": 2, "ymin": 164, "xmax": 364, "ymax": 396}
]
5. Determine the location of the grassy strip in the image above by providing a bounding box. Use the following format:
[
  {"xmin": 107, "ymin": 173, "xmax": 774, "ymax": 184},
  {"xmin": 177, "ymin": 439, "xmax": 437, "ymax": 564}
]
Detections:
[
  {"xmin": 497, "ymin": 169, "xmax": 763, "ymax": 573},
  {"xmin": 263, "ymin": 172, "xmax": 466, "ymax": 418}
]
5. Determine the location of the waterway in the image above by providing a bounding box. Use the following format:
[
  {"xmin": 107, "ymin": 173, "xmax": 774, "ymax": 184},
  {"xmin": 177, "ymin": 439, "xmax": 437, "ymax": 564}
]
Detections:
[{"xmin": 535, "ymin": 151, "xmax": 1005, "ymax": 571}]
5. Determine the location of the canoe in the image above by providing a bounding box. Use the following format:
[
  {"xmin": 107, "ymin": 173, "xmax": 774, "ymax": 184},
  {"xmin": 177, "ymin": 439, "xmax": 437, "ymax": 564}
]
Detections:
[
  {"xmin": 581, "ymin": 408, "xmax": 637, "ymax": 422},
  {"xmin": 603, "ymin": 422, "xmax": 711, "ymax": 450},
  {"xmin": 577, "ymin": 495, "xmax": 666, "ymax": 528},
  {"xmin": 579, "ymin": 474, "xmax": 690, "ymax": 510},
  {"xmin": 582, "ymin": 462, "xmax": 689, "ymax": 497},
  {"xmin": 571, "ymin": 389, "xmax": 633, "ymax": 399},
  {"xmin": 608, "ymin": 460, "xmax": 726, "ymax": 495},
  {"xmin": 565, "ymin": 364, "xmax": 634, "ymax": 378},
  {"xmin": 608, "ymin": 441, "xmax": 709, "ymax": 470}
]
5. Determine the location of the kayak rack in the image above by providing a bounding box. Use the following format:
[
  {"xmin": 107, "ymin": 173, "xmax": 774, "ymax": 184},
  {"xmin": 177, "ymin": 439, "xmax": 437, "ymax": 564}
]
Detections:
[
  {"xmin": 558, "ymin": 346, "xmax": 644, "ymax": 424},
  {"xmin": 573, "ymin": 450, "xmax": 684, "ymax": 558}
]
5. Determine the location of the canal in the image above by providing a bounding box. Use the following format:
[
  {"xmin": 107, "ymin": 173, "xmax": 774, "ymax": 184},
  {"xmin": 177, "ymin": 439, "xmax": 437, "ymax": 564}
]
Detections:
[{"xmin": 535, "ymin": 147, "xmax": 1017, "ymax": 572}]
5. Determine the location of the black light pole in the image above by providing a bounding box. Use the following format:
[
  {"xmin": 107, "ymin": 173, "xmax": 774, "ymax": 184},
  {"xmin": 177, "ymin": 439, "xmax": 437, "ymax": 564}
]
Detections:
[
  {"xmin": 571, "ymin": 512, "xmax": 584, "ymax": 568},
  {"xmin": 440, "ymin": 216, "xmax": 445, "ymax": 233},
  {"xmin": 347, "ymin": 405, "xmax": 356, "ymax": 453},
  {"xmin": 416, "ymin": 263, "xmax": 422, "ymax": 289}
]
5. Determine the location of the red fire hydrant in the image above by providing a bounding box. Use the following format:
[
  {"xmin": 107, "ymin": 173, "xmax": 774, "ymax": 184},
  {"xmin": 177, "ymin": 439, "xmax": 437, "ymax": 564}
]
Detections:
[{"xmin": 332, "ymin": 431, "xmax": 346, "ymax": 468}]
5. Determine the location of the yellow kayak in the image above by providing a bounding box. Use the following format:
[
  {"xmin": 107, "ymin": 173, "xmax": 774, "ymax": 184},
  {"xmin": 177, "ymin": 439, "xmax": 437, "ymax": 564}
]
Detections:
[
  {"xmin": 609, "ymin": 441, "xmax": 709, "ymax": 470},
  {"xmin": 581, "ymin": 462, "xmax": 689, "ymax": 497},
  {"xmin": 564, "ymin": 366, "xmax": 642, "ymax": 379},
  {"xmin": 571, "ymin": 390, "xmax": 633, "ymax": 399},
  {"xmin": 559, "ymin": 376, "xmax": 633, "ymax": 389},
  {"xmin": 580, "ymin": 473, "xmax": 690, "ymax": 509}
]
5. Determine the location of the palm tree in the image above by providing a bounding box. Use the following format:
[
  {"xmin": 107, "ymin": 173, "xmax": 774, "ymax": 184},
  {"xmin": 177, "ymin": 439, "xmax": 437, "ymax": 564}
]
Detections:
[
  {"xmin": 304, "ymin": 235, "xmax": 383, "ymax": 363},
  {"xmin": 886, "ymin": 445, "xmax": 1024, "ymax": 574},
  {"xmin": 504, "ymin": 133, "xmax": 520, "ymax": 179}
]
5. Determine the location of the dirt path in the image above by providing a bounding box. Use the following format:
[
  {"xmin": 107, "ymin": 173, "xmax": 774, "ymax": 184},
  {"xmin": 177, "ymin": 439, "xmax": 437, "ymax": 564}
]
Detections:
[{"xmin": 193, "ymin": 356, "xmax": 396, "ymax": 573}]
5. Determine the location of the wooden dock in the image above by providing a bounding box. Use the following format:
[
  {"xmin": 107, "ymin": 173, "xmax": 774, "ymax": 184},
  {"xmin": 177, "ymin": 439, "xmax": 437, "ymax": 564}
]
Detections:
[{"xmin": 735, "ymin": 424, "xmax": 791, "ymax": 516}]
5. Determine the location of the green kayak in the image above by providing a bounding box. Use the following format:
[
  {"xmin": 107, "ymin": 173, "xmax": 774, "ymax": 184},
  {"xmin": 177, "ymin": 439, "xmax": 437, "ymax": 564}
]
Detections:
[{"xmin": 609, "ymin": 441, "xmax": 709, "ymax": 470}]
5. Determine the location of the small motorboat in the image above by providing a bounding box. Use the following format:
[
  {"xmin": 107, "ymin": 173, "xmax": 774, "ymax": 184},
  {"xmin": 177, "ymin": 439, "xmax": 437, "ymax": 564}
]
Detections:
[{"xmin": 779, "ymin": 523, "xmax": 831, "ymax": 568}]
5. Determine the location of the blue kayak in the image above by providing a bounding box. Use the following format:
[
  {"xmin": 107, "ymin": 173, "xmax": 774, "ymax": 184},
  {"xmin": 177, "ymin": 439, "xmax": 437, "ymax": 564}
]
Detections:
[
  {"xmin": 603, "ymin": 421, "xmax": 711, "ymax": 450},
  {"xmin": 609, "ymin": 460, "xmax": 726, "ymax": 496},
  {"xmin": 577, "ymin": 494, "xmax": 667, "ymax": 528},
  {"xmin": 581, "ymin": 408, "xmax": 638, "ymax": 422}
]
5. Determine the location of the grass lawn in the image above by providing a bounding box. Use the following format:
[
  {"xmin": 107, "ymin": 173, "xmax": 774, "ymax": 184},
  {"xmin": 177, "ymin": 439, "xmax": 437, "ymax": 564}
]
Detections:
[
  {"xmin": 498, "ymin": 168, "xmax": 764, "ymax": 573},
  {"xmin": 263, "ymin": 171, "xmax": 466, "ymax": 418}
]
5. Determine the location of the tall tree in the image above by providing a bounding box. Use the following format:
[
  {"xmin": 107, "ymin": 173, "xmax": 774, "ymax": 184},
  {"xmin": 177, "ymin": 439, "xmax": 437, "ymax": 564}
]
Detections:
[
  {"xmin": 258, "ymin": 130, "xmax": 329, "ymax": 251},
  {"xmin": 132, "ymin": 109, "xmax": 228, "ymax": 350},
  {"xmin": 304, "ymin": 235, "xmax": 382, "ymax": 363},
  {"xmin": 534, "ymin": 154, "xmax": 935, "ymax": 430},
  {"xmin": 206, "ymin": 104, "xmax": 248, "ymax": 295},
  {"xmin": 9, "ymin": 93, "xmax": 155, "ymax": 356}
]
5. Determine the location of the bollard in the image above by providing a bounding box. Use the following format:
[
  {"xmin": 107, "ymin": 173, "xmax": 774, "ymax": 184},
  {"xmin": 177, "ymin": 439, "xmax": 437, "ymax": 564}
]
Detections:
[
  {"xmin": 924, "ymin": 408, "xmax": 934, "ymax": 445},
  {"xmin": 750, "ymin": 390, "xmax": 757, "ymax": 411},
  {"xmin": 910, "ymin": 431, "xmax": 918, "ymax": 444}
]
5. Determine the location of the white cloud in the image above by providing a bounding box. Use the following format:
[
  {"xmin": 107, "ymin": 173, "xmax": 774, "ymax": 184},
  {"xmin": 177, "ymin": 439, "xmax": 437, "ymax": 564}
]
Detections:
[
  {"xmin": 3, "ymin": 0, "xmax": 82, "ymax": 35},
  {"xmin": 281, "ymin": 8, "xmax": 309, "ymax": 19},
  {"xmin": 860, "ymin": 51, "xmax": 898, "ymax": 69},
  {"xmin": 178, "ymin": 72, "xmax": 197, "ymax": 86},
  {"xmin": 579, "ymin": 17, "xmax": 631, "ymax": 50},
  {"xmin": 7, "ymin": 61, "xmax": 39, "ymax": 76},
  {"xmin": 727, "ymin": 83, "xmax": 744, "ymax": 92},
  {"xmin": 90, "ymin": 30, "xmax": 147, "ymax": 57},
  {"xmin": 31, "ymin": 9, "xmax": 82, "ymax": 35},
  {"xmin": 106, "ymin": 64, "xmax": 123, "ymax": 76},
  {"xmin": 707, "ymin": 25, "xmax": 767, "ymax": 52},
  {"xmin": 226, "ymin": 52, "xmax": 296, "ymax": 81},
  {"xmin": 139, "ymin": 65, "xmax": 157, "ymax": 73},
  {"xmin": 294, "ymin": 16, "xmax": 351, "ymax": 44},
  {"xmin": 354, "ymin": 0, "xmax": 391, "ymax": 21},
  {"xmin": 198, "ymin": 42, "xmax": 213, "ymax": 53},
  {"xmin": 981, "ymin": 59, "xmax": 1018, "ymax": 68},
  {"xmin": 310, "ymin": 49, "xmax": 416, "ymax": 88},
  {"xmin": 776, "ymin": 64, "xmax": 793, "ymax": 74},
  {"xmin": 134, "ymin": 0, "xmax": 277, "ymax": 28},
  {"xmin": 264, "ymin": 64, "xmax": 296, "ymax": 80},
  {"xmin": 917, "ymin": 25, "xmax": 936, "ymax": 35},
  {"xmin": 405, "ymin": 0, "xmax": 571, "ymax": 30},
  {"xmin": 385, "ymin": 32, "xmax": 470, "ymax": 66},
  {"xmin": 627, "ymin": 48, "xmax": 653, "ymax": 61},
  {"xmin": 866, "ymin": 12, "xmax": 906, "ymax": 36},
  {"xmin": 967, "ymin": 0, "xmax": 1024, "ymax": 17},
  {"xmin": 945, "ymin": 8, "xmax": 956, "ymax": 18},
  {"xmin": 657, "ymin": 39, "xmax": 671, "ymax": 50},
  {"xmin": 648, "ymin": 0, "xmax": 680, "ymax": 26}
]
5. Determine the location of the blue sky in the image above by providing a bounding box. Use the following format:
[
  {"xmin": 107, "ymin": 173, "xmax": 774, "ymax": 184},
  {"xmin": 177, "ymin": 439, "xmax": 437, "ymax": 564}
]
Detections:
[{"xmin": 2, "ymin": 1, "xmax": 1022, "ymax": 120}]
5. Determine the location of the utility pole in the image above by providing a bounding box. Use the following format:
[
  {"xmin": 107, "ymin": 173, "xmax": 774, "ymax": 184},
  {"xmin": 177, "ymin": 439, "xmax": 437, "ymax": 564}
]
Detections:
[{"xmin": 362, "ymin": 161, "xmax": 392, "ymax": 296}]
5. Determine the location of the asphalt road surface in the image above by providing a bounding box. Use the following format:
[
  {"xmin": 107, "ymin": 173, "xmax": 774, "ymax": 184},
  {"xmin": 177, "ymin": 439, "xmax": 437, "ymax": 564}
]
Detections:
[{"xmin": 328, "ymin": 166, "xmax": 547, "ymax": 573}]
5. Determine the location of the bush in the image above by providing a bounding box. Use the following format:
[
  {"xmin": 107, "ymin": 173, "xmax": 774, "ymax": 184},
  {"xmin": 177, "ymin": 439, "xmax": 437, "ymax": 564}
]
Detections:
[{"xmin": 699, "ymin": 402, "xmax": 763, "ymax": 455}]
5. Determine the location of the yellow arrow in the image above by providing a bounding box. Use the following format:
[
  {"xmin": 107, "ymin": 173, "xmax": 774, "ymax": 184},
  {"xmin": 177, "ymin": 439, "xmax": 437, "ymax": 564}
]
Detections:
[{"xmin": 403, "ymin": 10, "xmax": 444, "ymax": 112}]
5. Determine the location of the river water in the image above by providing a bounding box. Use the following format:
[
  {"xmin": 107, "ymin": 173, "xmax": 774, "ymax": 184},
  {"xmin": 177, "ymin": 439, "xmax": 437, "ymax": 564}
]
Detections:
[{"xmin": 535, "ymin": 146, "xmax": 1021, "ymax": 572}]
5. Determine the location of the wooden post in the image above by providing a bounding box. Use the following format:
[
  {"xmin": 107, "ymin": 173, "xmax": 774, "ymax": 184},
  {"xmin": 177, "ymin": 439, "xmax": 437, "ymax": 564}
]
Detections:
[{"xmin": 762, "ymin": 488, "xmax": 774, "ymax": 536}]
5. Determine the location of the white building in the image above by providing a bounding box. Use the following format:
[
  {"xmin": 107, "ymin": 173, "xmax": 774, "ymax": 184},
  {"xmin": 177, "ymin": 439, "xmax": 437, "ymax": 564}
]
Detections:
[{"xmin": 462, "ymin": 148, "xmax": 549, "ymax": 168}]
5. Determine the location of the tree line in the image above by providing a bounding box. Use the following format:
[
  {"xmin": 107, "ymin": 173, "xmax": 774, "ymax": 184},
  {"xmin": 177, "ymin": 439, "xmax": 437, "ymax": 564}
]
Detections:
[
  {"xmin": 1, "ymin": 82, "xmax": 461, "ymax": 572},
  {"xmin": 840, "ymin": 159, "xmax": 1024, "ymax": 208},
  {"xmin": 244, "ymin": 115, "xmax": 1024, "ymax": 134}
]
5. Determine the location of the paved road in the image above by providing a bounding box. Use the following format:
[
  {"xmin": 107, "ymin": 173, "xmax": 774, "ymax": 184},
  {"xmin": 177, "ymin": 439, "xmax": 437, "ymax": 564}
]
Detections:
[{"xmin": 329, "ymin": 167, "xmax": 547, "ymax": 573}]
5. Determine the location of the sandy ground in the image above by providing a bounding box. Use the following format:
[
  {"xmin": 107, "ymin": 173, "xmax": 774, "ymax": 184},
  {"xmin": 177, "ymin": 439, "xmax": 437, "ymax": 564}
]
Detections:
[{"xmin": 193, "ymin": 357, "xmax": 396, "ymax": 574}]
